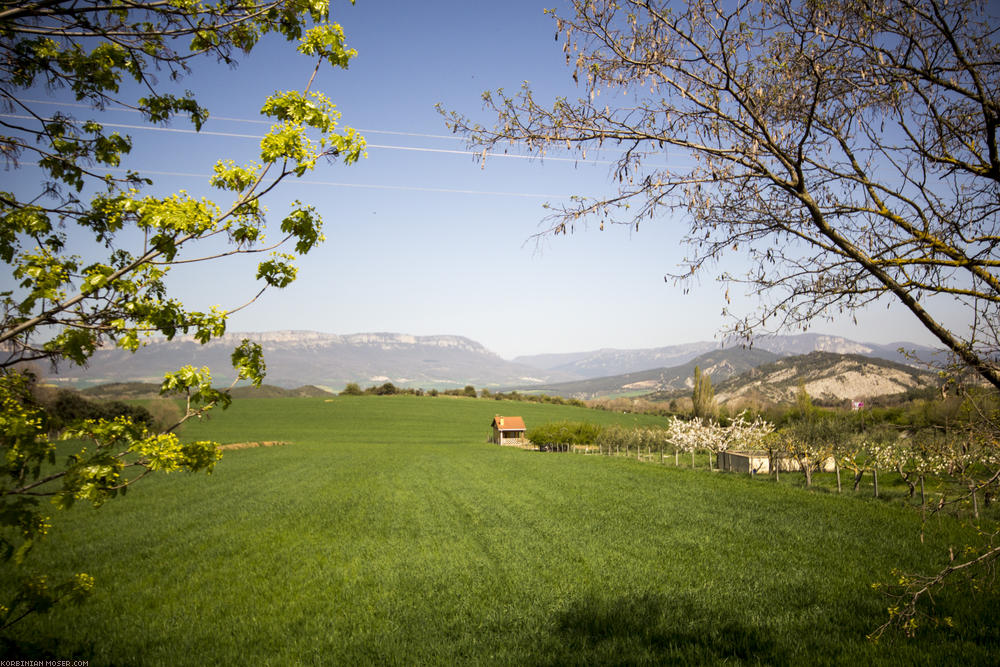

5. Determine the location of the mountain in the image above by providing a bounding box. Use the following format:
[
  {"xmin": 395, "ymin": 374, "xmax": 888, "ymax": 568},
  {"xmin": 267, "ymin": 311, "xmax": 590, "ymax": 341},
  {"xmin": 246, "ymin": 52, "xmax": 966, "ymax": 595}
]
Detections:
[
  {"xmin": 512, "ymin": 341, "xmax": 721, "ymax": 378},
  {"xmin": 46, "ymin": 331, "xmax": 579, "ymax": 391},
  {"xmin": 514, "ymin": 347, "xmax": 781, "ymax": 399},
  {"xmin": 44, "ymin": 330, "xmax": 943, "ymax": 395},
  {"xmin": 513, "ymin": 333, "xmax": 940, "ymax": 379},
  {"xmin": 707, "ymin": 351, "xmax": 938, "ymax": 405},
  {"xmin": 78, "ymin": 382, "xmax": 333, "ymax": 400},
  {"xmin": 748, "ymin": 333, "xmax": 941, "ymax": 366}
]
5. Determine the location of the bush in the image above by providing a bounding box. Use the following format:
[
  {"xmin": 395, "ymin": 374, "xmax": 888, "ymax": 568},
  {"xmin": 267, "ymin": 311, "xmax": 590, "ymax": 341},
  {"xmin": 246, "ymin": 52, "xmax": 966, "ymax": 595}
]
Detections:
[
  {"xmin": 526, "ymin": 421, "xmax": 605, "ymax": 452},
  {"xmin": 144, "ymin": 398, "xmax": 184, "ymax": 432},
  {"xmin": 43, "ymin": 389, "xmax": 154, "ymax": 431},
  {"xmin": 375, "ymin": 382, "xmax": 398, "ymax": 396},
  {"xmin": 341, "ymin": 382, "xmax": 363, "ymax": 396}
]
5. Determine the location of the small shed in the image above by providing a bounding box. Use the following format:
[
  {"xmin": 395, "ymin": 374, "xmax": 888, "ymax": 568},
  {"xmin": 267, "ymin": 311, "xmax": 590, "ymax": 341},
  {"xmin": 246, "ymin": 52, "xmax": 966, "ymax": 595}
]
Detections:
[
  {"xmin": 718, "ymin": 451, "xmax": 837, "ymax": 474},
  {"xmin": 491, "ymin": 415, "xmax": 527, "ymax": 446}
]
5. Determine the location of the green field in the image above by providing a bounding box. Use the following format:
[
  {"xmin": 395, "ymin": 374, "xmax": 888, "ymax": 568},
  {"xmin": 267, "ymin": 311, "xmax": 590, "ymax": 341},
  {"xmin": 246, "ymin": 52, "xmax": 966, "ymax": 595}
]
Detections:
[{"xmin": 3, "ymin": 396, "xmax": 998, "ymax": 664}]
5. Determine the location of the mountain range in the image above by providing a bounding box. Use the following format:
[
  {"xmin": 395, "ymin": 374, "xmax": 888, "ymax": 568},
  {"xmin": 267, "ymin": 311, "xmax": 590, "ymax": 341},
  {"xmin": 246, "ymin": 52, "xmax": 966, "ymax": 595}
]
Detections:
[
  {"xmin": 512, "ymin": 333, "xmax": 937, "ymax": 377},
  {"xmin": 42, "ymin": 331, "xmax": 576, "ymax": 391},
  {"xmin": 41, "ymin": 330, "xmax": 942, "ymax": 396},
  {"xmin": 708, "ymin": 351, "xmax": 938, "ymax": 405},
  {"xmin": 513, "ymin": 347, "xmax": 784, "ymax": 399}
]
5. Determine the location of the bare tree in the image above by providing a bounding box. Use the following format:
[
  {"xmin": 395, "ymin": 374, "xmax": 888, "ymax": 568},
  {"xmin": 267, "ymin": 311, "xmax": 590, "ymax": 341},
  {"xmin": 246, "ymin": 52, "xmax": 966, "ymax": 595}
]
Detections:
[
  {"xmin": 441, "ymin": 0, "xmax": 1000, "ymax": 389},
  {"xmin": 442, "ymin": 0, "xmax": 1000, "ymax": 637}
]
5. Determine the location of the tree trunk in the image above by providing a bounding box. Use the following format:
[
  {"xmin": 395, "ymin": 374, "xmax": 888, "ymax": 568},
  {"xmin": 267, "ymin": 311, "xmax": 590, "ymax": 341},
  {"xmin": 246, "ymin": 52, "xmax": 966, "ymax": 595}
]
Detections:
[
  {"xmin": 920, "ymin": 475, "xmax": 927, "ymax": 535},
  {"xmin": 873, "ymin": 466, "xmax": 879, "ymax": 498},
  {"xmin": 853, "ymin": 470, "xmax": 864, "ymax": 492},
  {"xmin": 897, "ymin": 464, "xmax": 915, "ymax": 499},
  {"xmin": 835, "ymin": 460, "xmax": 842, "ymax": 493}
]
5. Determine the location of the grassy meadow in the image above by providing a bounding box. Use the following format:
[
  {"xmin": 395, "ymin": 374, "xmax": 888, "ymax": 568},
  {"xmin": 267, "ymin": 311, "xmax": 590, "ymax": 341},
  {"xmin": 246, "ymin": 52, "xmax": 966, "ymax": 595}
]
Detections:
[{"xmin": 3, "ymin": 395, "xmax": 998, "ymax": 664}]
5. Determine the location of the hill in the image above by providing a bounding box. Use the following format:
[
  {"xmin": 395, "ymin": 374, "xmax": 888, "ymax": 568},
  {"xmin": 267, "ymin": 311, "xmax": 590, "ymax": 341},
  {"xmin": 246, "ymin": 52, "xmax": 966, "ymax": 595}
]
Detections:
[
  {"xmin": 512, "ymin": 341, "xmax": 720, "ymax": 378},
  {"xmin": 228, "ymin": 385, "xmax": 334, "ymax": 399},
  {"xmin": 683, "ymin": 351, "xmax": 939, "ymax": 405},
  {"xmin": 46, "ymin": 330, "xmax": 942, "ymax": 394},
  {"xmin": 80, "ymin": 382, "xmax": 333, "ymax": 401},
  {"xmin": 79, "ymin": 382, "xmax": 164, "ymax": 400},
  {"xmin": 46, "ymin": 331, "xmax": 579, "ymax": 391},
  {"xmin": 77, "ymin": 382, "xmax": 334, "ymax": 400},
  {"xmin": 513, "ymin": 333, "xmax": 940, "ymax": 379},
  {"xmin": 516, "ymin": 347, "xmax": 781, "ymax": 399}
]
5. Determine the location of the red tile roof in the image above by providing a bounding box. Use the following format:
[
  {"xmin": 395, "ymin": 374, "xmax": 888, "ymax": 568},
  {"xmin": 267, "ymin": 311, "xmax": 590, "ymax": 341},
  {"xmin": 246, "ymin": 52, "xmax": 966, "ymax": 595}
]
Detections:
[{"xmin": 491, "ymin": 415, "xmax": 526, "ymax": 431}]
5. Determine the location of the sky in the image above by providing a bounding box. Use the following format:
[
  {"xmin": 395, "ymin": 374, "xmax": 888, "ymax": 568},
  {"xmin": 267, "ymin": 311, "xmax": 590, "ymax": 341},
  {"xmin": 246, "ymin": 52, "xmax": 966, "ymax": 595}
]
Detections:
[{"xmin": 4, "ymin": 0, "xmax": 967, "ymax": 359}]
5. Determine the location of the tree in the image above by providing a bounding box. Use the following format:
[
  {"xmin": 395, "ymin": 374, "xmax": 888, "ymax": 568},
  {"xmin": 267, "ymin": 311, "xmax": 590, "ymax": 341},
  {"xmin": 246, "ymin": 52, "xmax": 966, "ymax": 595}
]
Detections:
[
  {"xmin": 691, "ymin": 365, "xmax": 717, "ymax": 421},
  {"xmin": 374, "ymin": 382, "xmax": 397, "ymax": 395},
  {"xmin": 341, "ymin": 382, "xmax": 363, "ymax": 396},
  {"xmin": 444, "ymin": 0, "xmax": 1000, "ymax": 637},
  {"xmin": 793, "ymin": 380, "xmax": 815, "ymax": 421},
  {"xmin": 442, "ymin": 0, "xmax": 1000, "ymax": 390},
  {"xmin": 0, "ymin": 0, "xmax": 364, "ymax": 628}
]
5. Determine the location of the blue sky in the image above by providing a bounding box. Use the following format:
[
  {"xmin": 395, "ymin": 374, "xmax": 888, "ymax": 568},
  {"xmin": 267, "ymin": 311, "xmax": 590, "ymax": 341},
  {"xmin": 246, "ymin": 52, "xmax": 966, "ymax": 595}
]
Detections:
[{"xmin": 6, "ymin": 0, "xmax": 963, "ymax": 359}]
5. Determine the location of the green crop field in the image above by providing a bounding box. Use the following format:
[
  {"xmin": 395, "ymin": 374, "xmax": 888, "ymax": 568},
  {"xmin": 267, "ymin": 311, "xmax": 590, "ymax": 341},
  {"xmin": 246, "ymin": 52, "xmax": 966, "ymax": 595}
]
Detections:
[{"xmin": 3, "ymin": 396, "xmax": 998, "ymax": 664}]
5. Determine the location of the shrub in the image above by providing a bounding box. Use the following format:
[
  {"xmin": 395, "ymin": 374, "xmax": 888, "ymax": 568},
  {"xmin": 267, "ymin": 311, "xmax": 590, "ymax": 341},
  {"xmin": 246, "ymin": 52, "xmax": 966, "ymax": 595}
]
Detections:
[
  {"xmin": 527, "ymin": 421, "xmax": 605, "ymax": 451},
  {"xmin": 43, "ymin": 389, "xmax": 154, "ymax": 431},
  {"xmin": 145, "ymin": 399, "xmax": 184, "ymax": 432}
]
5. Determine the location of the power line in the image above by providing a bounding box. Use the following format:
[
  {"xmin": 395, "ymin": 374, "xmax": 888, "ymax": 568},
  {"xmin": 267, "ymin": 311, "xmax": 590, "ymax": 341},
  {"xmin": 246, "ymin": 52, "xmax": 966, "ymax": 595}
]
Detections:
[
  {"xmin": 2, "ymin": 113, "xmax": 618, "ymax": 165},
  {"xmin": 18, "ymin": 164, "xmax": 571, "ymax": 199},
  {"xmin": 20, "ymin": 98, "xmax": 464, "ymax": 140}
]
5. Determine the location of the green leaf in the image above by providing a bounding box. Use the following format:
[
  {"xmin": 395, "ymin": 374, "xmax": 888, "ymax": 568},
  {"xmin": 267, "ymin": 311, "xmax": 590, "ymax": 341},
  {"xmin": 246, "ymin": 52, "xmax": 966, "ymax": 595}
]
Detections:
[
  {"xmin": 280, "ymin": 204, "xmax": 324, "ymax": 254},
  {"xmin": 256, "ymin": 253, "xmax": 298, "ymax": 288},
  {"xmin": 231, "ymin": 340, "xmax": 266, "ymax": 386},
  {"xmin": 297, "ymin": 24, "xmax": 357, "ymax": 68}
]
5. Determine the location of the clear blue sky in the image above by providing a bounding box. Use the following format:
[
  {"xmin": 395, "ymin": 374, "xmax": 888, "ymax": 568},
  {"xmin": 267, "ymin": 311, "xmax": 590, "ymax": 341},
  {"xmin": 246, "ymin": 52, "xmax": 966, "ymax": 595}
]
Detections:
[{"xmin": 6, "ymin": 0, "xmax": 962, "ymax": 359}]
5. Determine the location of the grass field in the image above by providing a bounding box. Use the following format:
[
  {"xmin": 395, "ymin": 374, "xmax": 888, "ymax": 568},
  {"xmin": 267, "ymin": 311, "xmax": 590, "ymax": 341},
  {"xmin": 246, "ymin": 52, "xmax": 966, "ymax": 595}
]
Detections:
[{"xmin": 3, "ymin": 396, "xmax": 998, "ymax": 664}]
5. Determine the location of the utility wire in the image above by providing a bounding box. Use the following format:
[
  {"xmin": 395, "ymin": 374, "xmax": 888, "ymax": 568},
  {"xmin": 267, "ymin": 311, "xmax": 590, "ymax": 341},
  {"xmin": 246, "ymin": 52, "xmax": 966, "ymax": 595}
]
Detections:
[
  {"xmin": 21, "ymin": 98, "xmax": 464, "ymax": 140},
  {"xmin": 17, "ymin": 163, "xmax": 571, "ymax": 199},
  {"xmin": 12, "ymin": 99, "xmax": 683, "ymax": 166},
  {"xmin": 2, "ymin": 113, "xmax": 618, "ymax": 165}
]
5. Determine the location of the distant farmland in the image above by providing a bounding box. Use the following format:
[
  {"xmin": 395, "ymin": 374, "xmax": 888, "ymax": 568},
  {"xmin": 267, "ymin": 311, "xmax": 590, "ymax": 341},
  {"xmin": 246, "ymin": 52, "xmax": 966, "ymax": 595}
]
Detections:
[{"xmin": 5, "ymin": 396, "xmax": 996, "ymax": 664}]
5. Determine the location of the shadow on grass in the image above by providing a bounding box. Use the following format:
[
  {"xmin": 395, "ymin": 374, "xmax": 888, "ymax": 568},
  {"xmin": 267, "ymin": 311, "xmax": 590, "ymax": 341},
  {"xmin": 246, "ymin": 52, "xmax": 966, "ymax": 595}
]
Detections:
[
  {"xmin": 538, "ymin": 591, "xmax": 787, "ymax": 665},
  {"xmin": 0, "ymin": 634, "xmax": 97, "ymax": 663}
]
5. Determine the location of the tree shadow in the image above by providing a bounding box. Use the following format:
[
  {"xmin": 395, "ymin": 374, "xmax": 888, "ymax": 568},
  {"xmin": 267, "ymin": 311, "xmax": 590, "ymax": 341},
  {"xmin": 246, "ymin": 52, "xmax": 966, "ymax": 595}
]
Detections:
[
  {"xmin": 0, "ymin": 634, "xmax": 97, "ymax": 663},
  {"xmin": 537, "ymin": 591, "xmax": 788, "ymax": 665}
]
